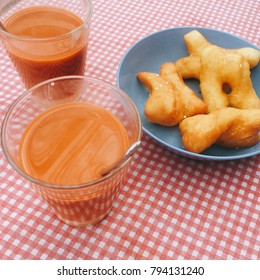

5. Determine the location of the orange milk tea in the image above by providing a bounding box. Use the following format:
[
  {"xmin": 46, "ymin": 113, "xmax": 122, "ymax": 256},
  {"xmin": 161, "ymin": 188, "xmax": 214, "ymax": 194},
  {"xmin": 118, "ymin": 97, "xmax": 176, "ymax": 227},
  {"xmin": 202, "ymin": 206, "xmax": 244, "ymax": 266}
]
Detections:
[
  {"xmin": 4, "ymin": 6, "xmax": 88, "ymax": 88},
  {"xmin": 19, "ymin": 103, "xmax": 130, "ymax": 225}
]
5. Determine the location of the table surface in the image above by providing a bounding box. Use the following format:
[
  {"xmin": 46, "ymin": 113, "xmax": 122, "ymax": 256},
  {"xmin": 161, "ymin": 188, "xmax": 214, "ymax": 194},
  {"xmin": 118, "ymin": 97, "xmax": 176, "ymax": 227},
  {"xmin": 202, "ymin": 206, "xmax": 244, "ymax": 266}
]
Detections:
[{"xmin": 0, "ymin": 0, "xmax": 259, "ymax": 260}]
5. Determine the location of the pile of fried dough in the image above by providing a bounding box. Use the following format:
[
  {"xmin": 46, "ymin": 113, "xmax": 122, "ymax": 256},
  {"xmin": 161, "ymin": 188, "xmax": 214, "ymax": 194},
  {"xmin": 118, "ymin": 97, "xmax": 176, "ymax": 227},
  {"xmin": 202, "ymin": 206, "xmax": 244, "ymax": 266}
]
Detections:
[{"xmin": 137, "ymin": 30, "xmax": 260, "ymax": 153}]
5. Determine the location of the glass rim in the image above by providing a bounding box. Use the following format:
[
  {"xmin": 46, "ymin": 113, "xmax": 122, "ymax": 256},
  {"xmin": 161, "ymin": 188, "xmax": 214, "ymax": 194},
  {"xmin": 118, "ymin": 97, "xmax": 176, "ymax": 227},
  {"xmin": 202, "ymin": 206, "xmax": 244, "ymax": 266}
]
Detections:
[
  {"xmin": 0, "ymin": 0, "xmax": 93, "ymax": 42},
  {"xmin": 1, "ymin": 75, "xmax": 142, "ymax": 190}
]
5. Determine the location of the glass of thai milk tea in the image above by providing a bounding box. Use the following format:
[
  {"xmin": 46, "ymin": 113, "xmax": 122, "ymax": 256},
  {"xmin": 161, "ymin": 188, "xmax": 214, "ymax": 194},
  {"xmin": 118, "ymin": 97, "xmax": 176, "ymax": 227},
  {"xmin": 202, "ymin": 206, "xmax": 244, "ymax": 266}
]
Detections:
[
  {"xmin": 1, "ymin": 76, "xmax": 142, "ymax": 226},
  {"xmin": 0, "ymin": 0, "xmax": 92, "ymax": 88}
]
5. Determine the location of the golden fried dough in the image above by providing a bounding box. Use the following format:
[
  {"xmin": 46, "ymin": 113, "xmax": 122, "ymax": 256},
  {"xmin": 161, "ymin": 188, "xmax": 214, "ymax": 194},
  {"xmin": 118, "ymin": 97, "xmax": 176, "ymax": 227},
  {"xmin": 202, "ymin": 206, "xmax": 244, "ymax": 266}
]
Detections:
[
  {"xmin": 236, "ymin": 48, "xmax": 260, "ymax": 69},
  {"xmin": 175, "ymin": 30, "xmax": 207, "ymax": 79},
  {"xmin": 216, "ymin": 109, "xmax": 260, "ymax": 148},
  {"xmin": 160, "ymin": 62, "xmax": 207, "ymax": 116},
  {"xmin": 185, "ymin": 30, "xmax": 260, "ymax": 68},
  {"xmin": 175, "ymin": 30, "xmax": 260, "ymax": 79},
  {"xmin": 174, "ymin": 56, "xmax": 201, "ymax": 79},
  {"xmin": 137, "ymin": 64, "xmax": 207, "ymax": 126},
  {"xmin": 184, "ymin": 30, "xmax": 211, "ymax": 56},
  {"xmin": 137, "ymin": 72, "xmax": 183, "ymax": 126},
  {"xmin": 200, "ymin": 45, "xmax": 260, "ymax": 112},
  {"xmin": 137, "ymin": 30, "xmax": 260, "ymax": 153},
  {"xmin": 179, "ymin": 108, "xmax": 260, "ymax": 153},
  {"xmin": 179, "ymin": 108, "xmax": 235, "ymax": 153}
]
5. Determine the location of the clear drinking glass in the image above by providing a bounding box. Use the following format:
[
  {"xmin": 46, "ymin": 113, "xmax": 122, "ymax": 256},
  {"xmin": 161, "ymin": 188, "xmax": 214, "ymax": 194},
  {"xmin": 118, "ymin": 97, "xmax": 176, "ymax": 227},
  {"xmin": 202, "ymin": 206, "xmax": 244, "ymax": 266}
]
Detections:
[
  {"xmin": 1, "ymin": 76, "xmax": 142, "ymax": 226},
  {"xmin": 0, "ymin": 0, "xmax": 92, "ymax": 88}
]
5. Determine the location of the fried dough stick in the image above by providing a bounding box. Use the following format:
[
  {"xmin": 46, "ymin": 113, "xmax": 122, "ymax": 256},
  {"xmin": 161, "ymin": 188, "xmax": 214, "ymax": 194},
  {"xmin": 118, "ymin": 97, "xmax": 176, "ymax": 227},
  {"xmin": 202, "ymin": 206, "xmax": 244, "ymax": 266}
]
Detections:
[
  {"xmin": 200, "ymin": 45, "xmax": 260, "ymax": 112},
  {"xmin": 137, "ymin": 63, "xmax": 207, "ymax": 126},
  {"xmin": 179, "ymin": 108, "xmax": 260, "ymax": 153},
  {"xmin": 175, "ymin": 30, "xmax": 260, "ymax": 79},
  {"xmin": 137, "ymin": 72, "xmax": 183, "ymax": 126},
  {"xmin": 160, "ymin": 62, "xmax": 207, "ymax": 116},
  {"xmin": 217, "ymin": 109, "xmax": 260, "ymax": 148}
]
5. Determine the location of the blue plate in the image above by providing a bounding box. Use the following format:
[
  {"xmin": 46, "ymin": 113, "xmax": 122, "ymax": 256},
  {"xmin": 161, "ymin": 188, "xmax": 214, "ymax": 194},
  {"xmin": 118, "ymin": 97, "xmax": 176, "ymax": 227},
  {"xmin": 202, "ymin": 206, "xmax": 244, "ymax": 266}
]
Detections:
[{"xmin": 117, "ymin": 27, "xmax": 260, "ymax": 160}]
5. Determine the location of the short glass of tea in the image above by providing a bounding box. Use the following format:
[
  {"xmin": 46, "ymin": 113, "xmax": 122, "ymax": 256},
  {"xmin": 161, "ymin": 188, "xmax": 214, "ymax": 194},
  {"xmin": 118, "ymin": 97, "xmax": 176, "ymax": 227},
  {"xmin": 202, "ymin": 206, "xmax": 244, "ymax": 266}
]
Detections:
[
  {"xmin": 1, "ymin": 76, "xmax": 142, "ymax": 226},
  {"xmin": 0, "ymin": 0, "xmax": 92, "ymax": 88}
]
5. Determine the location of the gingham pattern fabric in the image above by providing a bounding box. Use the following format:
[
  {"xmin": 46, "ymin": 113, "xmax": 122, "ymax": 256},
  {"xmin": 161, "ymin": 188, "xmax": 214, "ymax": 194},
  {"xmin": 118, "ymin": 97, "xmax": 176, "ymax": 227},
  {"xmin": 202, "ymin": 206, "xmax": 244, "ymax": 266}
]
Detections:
[{"xmin": 0, "ymin": 0, "xmax": 259, "ymax": 259}]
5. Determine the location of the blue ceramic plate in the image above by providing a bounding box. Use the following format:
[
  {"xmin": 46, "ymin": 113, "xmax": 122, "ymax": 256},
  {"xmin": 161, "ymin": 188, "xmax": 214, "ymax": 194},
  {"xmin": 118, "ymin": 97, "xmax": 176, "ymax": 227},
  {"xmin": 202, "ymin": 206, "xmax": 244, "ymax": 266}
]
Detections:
[{"xmin": 117, "ymin": 27, "xmax": 260, "ymax": 160}]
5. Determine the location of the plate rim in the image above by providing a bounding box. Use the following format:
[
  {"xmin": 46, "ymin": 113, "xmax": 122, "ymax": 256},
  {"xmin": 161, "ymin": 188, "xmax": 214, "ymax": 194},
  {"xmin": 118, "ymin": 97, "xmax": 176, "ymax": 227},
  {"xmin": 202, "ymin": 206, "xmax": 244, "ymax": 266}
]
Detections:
[{"xmin": 116, "ymin": 26, "xmax": 260, "ymax": 161}]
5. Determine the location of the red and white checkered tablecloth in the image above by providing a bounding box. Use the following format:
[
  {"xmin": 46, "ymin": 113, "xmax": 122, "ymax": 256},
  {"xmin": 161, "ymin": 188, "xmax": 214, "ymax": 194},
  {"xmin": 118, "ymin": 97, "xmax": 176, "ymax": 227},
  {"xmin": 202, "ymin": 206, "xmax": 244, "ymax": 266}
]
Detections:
[{"xmin": 0, "ymin": 0, "xmax": 259, "ymax": 260}]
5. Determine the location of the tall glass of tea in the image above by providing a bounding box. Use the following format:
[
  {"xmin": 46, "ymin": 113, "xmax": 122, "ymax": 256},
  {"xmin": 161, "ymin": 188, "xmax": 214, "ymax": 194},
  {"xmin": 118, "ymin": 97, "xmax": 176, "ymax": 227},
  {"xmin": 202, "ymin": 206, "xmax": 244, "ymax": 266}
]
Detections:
[
  {"xmin": 1, "ymin": 76, "xmax": 142, "ymax": 226},
  {"xmin": 0, "ymin": 0, "xmax": 92, "ymax": 88}
]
